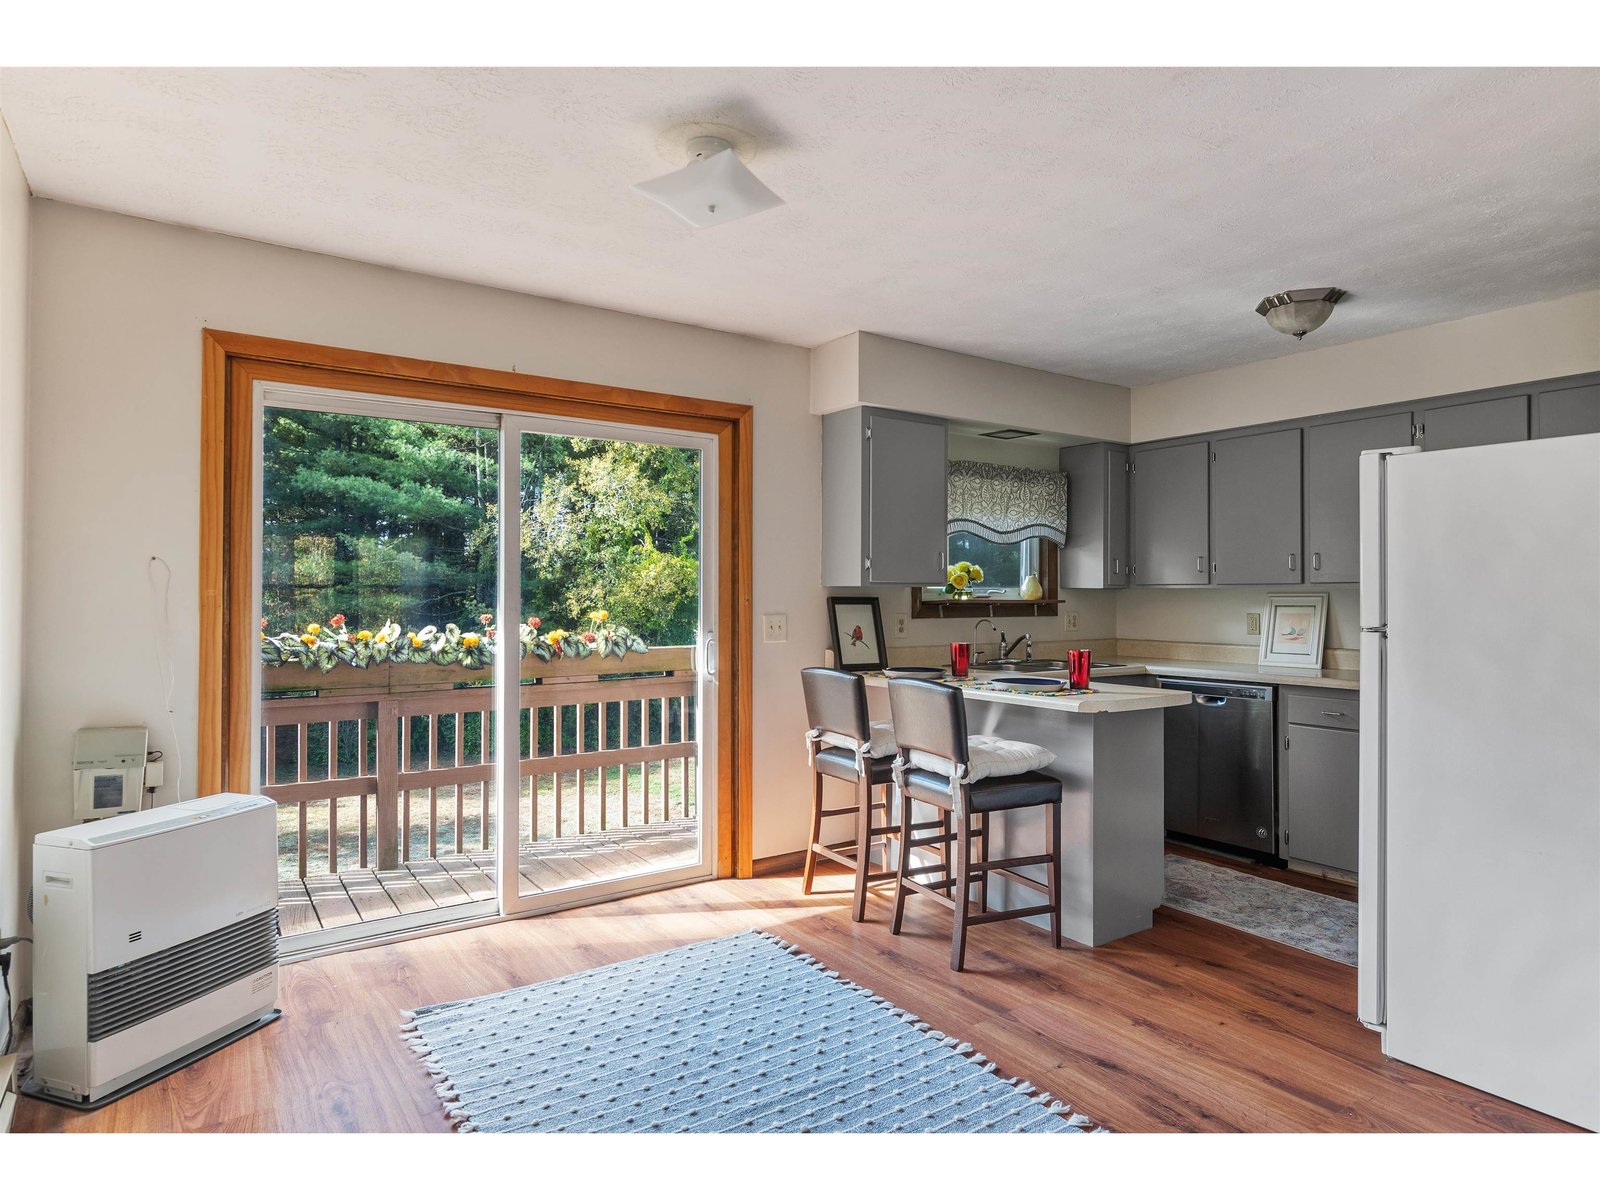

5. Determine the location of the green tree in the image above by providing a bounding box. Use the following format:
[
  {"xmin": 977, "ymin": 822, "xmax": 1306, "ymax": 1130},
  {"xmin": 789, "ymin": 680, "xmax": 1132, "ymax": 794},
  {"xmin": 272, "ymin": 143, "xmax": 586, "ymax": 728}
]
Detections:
[{"xmin": 262, "ymin": 415, "xmax": 701, "ymax": 647}]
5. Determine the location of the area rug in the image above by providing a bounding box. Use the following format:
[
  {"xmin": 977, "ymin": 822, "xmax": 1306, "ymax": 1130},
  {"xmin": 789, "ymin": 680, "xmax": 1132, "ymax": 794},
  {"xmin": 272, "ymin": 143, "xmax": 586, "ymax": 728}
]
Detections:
[
  {"xmin": 1163, "ymin": 854, "xmax": 1358, "ymax": 965},
  {"xmin": 400, "ymin": 929, "xmax": 1098, "ymax": 1133}
]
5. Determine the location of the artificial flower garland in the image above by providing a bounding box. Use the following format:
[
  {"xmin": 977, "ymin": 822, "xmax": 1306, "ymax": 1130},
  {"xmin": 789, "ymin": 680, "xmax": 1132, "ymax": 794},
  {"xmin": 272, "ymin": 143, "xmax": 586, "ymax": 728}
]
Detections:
[{"xmin": 261, "ymin": 610, "xmax": 650, "ymax": 672}]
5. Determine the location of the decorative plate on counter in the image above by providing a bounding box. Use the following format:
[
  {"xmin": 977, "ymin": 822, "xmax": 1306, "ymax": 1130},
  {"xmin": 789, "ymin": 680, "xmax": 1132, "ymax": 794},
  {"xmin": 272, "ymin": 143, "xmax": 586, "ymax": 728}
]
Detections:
[
  {"xmin": 987, "ymin": 676, "xmax": 1069, "ymax": 693},
  {"xmin": 883, "ymin": 666, "xmax": 947, "ymax": 679}
]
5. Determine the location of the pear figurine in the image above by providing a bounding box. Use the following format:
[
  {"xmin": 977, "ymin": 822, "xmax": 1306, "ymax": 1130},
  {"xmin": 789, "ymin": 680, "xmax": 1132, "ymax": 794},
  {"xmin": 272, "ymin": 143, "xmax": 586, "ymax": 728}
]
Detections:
[{"xmin": 1020, "ymin": 573, "xmax": 1043, "ymax": 601}]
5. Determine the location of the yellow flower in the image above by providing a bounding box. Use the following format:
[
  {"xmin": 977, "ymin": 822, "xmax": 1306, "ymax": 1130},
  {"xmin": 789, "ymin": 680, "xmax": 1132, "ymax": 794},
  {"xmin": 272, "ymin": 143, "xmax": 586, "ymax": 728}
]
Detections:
[
  {"xmin": 410, "ymin": 634, "xmax": 425, "ymax": 647},
  {"xmin": 461, "ymin": 633, "xmax": 480, "ymax": 647},
  {"xmin": 596, "ymin": 610, "xmax": 609, "ymax": 623},
  {"xmin": 356, "ymin": 630, "xmax": 372, "ymax": 640},
  {"xmin": 949, "ymin": 571, "xmax": 970, "ymax": 590},
  {"xmin": 299, "ymin": 634, "xmax": 317, "ymax": 646},
  {"xmin": 969, "ymin": 565, "xmax": 984, "ymax": 583},
  {"xmin": 373, "ymin": 632, "xmax": 387, "ymax": 644},
  {"xmin": 305, "ymin": 623, "xmax": 321, "ymax": 636}
]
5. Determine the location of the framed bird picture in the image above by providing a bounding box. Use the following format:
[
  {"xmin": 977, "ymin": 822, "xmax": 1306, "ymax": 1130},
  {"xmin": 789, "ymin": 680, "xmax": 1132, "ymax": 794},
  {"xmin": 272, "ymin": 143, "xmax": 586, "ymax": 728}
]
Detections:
[{"xmin": 827, "ymin": 596, "xmax": 888, "ymax": 672}]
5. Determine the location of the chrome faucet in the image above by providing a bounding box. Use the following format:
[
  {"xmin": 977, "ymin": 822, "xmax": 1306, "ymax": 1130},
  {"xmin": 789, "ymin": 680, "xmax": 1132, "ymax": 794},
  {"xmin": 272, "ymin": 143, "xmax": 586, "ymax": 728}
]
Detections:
[
  {"xmin": 973, "ymin": 618, "xmax": 1001, "ymax": 661},
  {"xmin": 1002, "ymin": 632, "xmax": 1032, "ymax": 661}
]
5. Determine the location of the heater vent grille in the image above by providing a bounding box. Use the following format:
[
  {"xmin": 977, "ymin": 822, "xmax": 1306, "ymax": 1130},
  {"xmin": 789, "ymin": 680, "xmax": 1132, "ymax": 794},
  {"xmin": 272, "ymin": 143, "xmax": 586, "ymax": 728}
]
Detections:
[{"xmin": 87, "ymin": 908, "xmax": 279, "ymax": 1042}]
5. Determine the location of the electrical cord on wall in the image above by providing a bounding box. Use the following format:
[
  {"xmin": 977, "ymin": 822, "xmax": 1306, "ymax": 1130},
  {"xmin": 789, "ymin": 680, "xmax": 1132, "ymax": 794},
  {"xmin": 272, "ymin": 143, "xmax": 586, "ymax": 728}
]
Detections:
[{"xmin": 147, "ymin": 556, "xmax": 183, "ymax": 803}]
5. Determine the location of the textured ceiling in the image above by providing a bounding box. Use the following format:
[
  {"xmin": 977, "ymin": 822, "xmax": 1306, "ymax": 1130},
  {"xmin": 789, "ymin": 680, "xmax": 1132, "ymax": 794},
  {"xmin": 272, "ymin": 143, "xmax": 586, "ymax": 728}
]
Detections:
[{"xmin": 2, "ymin": 67, "xmax": 1597, "ymax": 386}]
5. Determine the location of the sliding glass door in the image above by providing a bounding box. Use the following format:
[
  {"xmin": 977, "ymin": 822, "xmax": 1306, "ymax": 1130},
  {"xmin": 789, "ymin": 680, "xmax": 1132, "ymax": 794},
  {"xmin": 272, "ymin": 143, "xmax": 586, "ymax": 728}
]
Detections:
[
  {"xmin": 254, "ymin": 385, "xmax": 716, "ymax": 950},
  {"xmin": 498, "ymin": 416, "xmax": 717, "ymax": 917}
]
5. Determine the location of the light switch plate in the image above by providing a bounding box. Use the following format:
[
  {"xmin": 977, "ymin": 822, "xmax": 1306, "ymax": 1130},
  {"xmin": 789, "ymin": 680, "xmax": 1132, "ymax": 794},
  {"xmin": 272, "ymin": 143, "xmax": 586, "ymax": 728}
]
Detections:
[
  {"xmin": 1246, "ymin": 612, "xmax": 1261, "ymax": 636},
  {"xmin": 763, "ymin": 613, "xmax": 787, "ymax": 643}
]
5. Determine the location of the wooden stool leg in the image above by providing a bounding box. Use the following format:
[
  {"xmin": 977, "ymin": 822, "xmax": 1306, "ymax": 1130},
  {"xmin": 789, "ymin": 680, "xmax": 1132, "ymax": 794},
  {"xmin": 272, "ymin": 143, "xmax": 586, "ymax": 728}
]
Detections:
[
  {"xmin": 851, "ymin": 775, "xmax": 871, "ymax": 923},
  {"xmin": 977, "ymin": 812, "xmax": 990, "ymax": 914},
  {"xmin": 890, "ymin": 791, "xmax": 913, "ymax": 935},
  {"xmin": 801, "ymin": 770, "xmax": 823, "ymax": 895},
  {"xmin": 1047, "ymin": 799, "xmax": 1062, "ymax": 949},
  {"xmin": 951, "ymin": 810, "xmax": 974, "ymax": 972}
]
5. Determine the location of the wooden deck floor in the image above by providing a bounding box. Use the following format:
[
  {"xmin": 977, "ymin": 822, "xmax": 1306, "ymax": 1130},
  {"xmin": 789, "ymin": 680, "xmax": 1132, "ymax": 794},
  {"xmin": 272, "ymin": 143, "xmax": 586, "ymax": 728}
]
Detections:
[{"xmin": 276, "ymin": 818, "xmax": 700, "ymax": 937}]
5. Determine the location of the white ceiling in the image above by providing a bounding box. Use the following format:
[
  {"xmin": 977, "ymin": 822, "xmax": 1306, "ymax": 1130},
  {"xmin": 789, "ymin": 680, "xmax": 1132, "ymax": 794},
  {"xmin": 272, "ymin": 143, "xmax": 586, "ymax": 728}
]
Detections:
[{"xmin": 2, "ymin": 67, "xmax": 1597, "ymax": 386}]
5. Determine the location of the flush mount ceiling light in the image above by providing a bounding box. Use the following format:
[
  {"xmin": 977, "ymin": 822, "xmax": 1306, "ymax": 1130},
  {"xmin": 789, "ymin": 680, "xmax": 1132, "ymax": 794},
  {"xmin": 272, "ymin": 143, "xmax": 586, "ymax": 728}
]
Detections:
[
  {"xmin": 980, "ymin": 428, "xmax": 1036, "ymax": 440},
  {"xmin": 1255, "ymin": 287, "xmax": 1346, "ymax": 339},
  {"xmin": 634, "ymin": 129, "xmax": 784, "ymax": 230}
]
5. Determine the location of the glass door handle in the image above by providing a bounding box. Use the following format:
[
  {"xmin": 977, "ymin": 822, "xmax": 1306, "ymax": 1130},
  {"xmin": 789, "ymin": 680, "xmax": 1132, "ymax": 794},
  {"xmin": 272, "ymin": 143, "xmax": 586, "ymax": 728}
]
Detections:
[{"xmin": 703, "ymin": 633, "xmax": 718, "ymax": 679}]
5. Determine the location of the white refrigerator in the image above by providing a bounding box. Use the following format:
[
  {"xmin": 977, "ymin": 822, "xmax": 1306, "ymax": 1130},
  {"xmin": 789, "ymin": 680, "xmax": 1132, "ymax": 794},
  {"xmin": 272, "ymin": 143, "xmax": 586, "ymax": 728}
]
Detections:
[{"xmin": 1357, "ymin": 434, "xmax": 1600, "ymax": 1131}]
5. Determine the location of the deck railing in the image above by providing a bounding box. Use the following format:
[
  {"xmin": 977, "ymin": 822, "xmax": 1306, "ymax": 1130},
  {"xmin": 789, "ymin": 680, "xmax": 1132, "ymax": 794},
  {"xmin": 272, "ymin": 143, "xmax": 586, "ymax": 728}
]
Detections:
[{"xmin": 260, "ymin": 652, "xmax": 699, "ymax": 878}]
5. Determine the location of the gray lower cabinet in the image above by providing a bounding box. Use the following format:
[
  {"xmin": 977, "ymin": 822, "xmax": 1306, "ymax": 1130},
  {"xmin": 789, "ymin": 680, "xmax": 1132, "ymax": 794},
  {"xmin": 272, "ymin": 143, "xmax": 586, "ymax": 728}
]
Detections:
[
  {"xmin": 1131, "ymin": 440, "xmax": 1210, "ymax": 585},
  {"xmin": 1279, "ymin": 689, "xmax": 1360, "ymax": 873},
  {"xmin": 1209, "ymin": 428, "xmax": 1303, "ymax": 585},
  {"xmin": 821, "ymin": 407, "xmax": 948, "ymax": 586},
  {"xmin": 1420, "ymin": 392, "xmax": 1529, "ymax": 451},
  {"xmin": 1059, "ymin": 442, "xmax": 1130, "ymax": 588},
  {"xmin": 1535, "ymin": 379, "xmax": 1600, "ymax": 439},
  {"xmin": 1304, "ymin": 410, "xmax": 1417, "ymax": 584}
]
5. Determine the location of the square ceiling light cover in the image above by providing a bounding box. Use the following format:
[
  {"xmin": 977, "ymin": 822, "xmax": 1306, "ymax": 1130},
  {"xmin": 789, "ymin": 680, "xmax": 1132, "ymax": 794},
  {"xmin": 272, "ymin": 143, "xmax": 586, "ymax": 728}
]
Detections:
[{"xmin": 634, "ymin": 148, "xmax": 785, "ymax": 230}]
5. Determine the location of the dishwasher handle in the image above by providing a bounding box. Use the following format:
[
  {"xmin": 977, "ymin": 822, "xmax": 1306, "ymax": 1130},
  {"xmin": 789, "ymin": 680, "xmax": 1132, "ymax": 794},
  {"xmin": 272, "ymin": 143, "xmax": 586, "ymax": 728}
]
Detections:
[{"xmin": 1195, "ymin": 695, "xmax": 1229, "ymax": 706}]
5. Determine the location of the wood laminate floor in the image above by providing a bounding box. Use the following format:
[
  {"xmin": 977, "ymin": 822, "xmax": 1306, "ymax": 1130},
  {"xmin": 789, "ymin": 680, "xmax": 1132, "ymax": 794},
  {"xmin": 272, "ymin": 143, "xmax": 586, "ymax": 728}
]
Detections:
[{"xmin": 15, "ymin": 859, "xmax": 1574, "ymax": 1133}]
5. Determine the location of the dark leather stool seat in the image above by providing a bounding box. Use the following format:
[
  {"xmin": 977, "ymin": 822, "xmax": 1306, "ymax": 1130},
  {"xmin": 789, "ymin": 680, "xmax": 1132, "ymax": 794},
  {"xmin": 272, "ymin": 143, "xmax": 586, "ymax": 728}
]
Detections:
[
  {"xmin": 901, "ymin": 767, "xmax": 1063, "ymax": 813},
  {"xmin": 814, "ymin": 746, "xmax": 897, "ymax": 787}
]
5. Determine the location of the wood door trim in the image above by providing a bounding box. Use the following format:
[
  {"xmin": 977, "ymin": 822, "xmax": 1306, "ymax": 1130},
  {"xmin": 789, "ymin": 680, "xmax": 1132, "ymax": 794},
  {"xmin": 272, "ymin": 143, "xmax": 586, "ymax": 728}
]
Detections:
[{"xmin": 199, "ymin": 329, "xmax": 755, "ymax": 877}]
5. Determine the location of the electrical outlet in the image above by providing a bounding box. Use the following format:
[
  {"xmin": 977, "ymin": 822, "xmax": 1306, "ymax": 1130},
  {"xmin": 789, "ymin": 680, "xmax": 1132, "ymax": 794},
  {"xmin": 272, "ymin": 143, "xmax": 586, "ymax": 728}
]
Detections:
[
  {"xmin": 1246, "ymin": 611, "xmax": 1261, "ymax": 637},
  {"xmin": 1063, "ymin": 610, "xmax": 1079, "ymax": 632},
  {"xmin": 894, "ymin": 614, "xmax": 908, "ymax": 638},
  {"xmin": 763, "ymin": 613, "xmax": 787, "ymax": 643}
]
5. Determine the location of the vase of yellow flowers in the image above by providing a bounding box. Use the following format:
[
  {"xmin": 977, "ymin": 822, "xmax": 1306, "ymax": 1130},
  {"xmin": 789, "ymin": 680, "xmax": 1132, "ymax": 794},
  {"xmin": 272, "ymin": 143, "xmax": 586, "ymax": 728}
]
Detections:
[{"xmin": 943, "ymin": 560, "xmax": 984, "ymax": 600}]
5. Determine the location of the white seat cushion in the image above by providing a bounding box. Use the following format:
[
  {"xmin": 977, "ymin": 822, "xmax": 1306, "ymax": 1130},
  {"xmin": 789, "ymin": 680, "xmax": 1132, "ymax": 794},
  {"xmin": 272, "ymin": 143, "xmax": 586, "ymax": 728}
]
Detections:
[
  {"xmin": 909, "ymin": 734, "xmax": 1055, "ymax": 783},
  {"xmin": 817, "ymin": 720, "xmax": 896, "ymax": 759}
]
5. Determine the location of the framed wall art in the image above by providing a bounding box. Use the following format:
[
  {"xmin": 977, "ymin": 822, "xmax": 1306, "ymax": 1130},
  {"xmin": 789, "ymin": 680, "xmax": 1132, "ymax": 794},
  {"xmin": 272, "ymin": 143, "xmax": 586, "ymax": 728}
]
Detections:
[
  {"xmin": 1259, "ymin": 593, "xmax": 1330, "ymax": 669},
  {"xmin": 827, "ymin": 596, "xmax": 888, "ymax": 672}
]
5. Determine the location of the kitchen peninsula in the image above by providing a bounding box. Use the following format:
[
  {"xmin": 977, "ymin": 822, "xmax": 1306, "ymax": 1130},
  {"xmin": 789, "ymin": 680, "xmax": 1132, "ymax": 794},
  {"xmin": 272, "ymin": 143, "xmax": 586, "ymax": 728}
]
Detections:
[{"xmin": 864, "ymin": 674, "xmax": 1191, "ymax": 947}]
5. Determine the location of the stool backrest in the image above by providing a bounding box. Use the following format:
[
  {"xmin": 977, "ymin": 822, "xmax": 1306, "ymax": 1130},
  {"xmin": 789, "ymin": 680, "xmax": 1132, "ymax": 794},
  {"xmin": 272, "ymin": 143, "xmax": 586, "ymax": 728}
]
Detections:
[
  {"xmin": 801, "ymin": 667, "xmax": 871, "ymax": 743},
  {"xmin": 886, "ymin": 678, "xmax": 969, "ymax": 771}
]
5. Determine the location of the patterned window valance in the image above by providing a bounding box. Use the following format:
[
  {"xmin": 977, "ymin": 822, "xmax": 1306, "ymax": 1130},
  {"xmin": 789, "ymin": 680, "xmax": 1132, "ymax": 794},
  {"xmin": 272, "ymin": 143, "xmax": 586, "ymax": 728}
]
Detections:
[{"xmin": 947, "ymin": 460, "xmax": 1070, "ymax": 546}]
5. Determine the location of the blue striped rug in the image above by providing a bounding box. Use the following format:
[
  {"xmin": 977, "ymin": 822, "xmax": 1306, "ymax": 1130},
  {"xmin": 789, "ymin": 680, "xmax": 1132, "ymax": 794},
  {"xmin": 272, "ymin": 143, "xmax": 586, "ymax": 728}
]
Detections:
[{"xmin": 400, "ymin": 929, "xmax": 1098, "ymax": 1133}]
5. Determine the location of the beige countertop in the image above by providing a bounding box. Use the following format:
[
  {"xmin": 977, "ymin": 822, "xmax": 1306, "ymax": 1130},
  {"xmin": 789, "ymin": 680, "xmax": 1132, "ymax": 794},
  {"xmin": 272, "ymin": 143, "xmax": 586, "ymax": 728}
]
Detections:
[
  {"xmin": 1091, "ymin": 660, "xmax": 1361, "ymax": 691},
  {"xmin": 865, "ymin": 671, "xmax": 1193, "ymax": 714}
]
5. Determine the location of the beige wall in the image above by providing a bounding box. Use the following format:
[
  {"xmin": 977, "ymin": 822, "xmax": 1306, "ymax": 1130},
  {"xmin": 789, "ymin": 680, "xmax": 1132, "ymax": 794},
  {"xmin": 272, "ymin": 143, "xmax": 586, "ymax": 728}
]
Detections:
[
  {"xmin": 812, "ymin": 330, "xmax": 1131, "ymax": 443},
  {"xmin": 1131, "ymin": 290, "xmax": 1600, "ymax": 443},
  {"xmin": 21, "ymin": 200, "xmax": 823, "ymax": 866},
  {"xmin": 0, "ymin": 120, "xmax": 29, "ymax": 1041},
  {"xmin": 1116, "ymin": 585, "xmax": 1362, "ymax": 653}
]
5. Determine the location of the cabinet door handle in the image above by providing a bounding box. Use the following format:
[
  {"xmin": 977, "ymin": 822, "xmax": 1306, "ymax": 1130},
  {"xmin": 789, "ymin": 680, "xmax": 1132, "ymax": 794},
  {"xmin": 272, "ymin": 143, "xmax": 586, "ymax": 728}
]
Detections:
[
  {"xmin": 1311, "ymin": 551, "xmax": 1321, "ymax": 571},
  {"xmin": 1289, "ymin": 552, "xmax": 1297, "ymax": 572},
  {"xmin": 1112, "ymin": 556, "xmax": 1121, "ymax": 575},
  {"xmin": 1196, "ymin": 556, "xmax": 1206, "ymax": 573}
]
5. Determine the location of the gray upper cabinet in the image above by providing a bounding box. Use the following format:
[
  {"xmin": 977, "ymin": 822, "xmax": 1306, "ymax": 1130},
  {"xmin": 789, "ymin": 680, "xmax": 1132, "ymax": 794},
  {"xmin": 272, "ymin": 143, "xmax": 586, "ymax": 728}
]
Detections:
[
  {"xmin": 1304, "ymin": 411, "xmax": 1416, "ymax": 584},
  {"xmin": 1420, "ymin": 392, "xmax": 1529, "ymax": 451},
  {"xmin": 1059, "ymin": 442, "xmax": 1130, "ymax": 588},
  {"xmin": 821, "ymin": 407, "xmax": 948, "ymax": 586},
  {"xmin": 1131, "ymin": 440, "xmax": 1210, "ymax": 585},
  {"xmin": 1209, "ymin": 428, "xmax": 1303, "ymax": 585},
  {"xmin": 1534, "ymin": 379, "xmax": 1600, "ymax": 439}
]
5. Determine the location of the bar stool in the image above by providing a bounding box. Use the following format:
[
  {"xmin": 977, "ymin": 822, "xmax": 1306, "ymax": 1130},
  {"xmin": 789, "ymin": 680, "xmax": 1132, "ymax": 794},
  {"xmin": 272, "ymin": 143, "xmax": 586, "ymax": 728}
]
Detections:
[
  {"xmin": 885, "ymin": 677, "xmax": 1063, "ymax": 971},
  {"xmin": 800, "ymin": 667, "xmax": 901, "ymax": 922}
]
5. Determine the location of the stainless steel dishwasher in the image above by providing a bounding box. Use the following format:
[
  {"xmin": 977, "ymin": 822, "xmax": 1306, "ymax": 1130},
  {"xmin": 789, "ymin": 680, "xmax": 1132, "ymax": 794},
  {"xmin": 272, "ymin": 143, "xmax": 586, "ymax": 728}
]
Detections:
[{"xmin": 1154, "ymin": 677, "xmax": 1277, "ymax": 858}]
